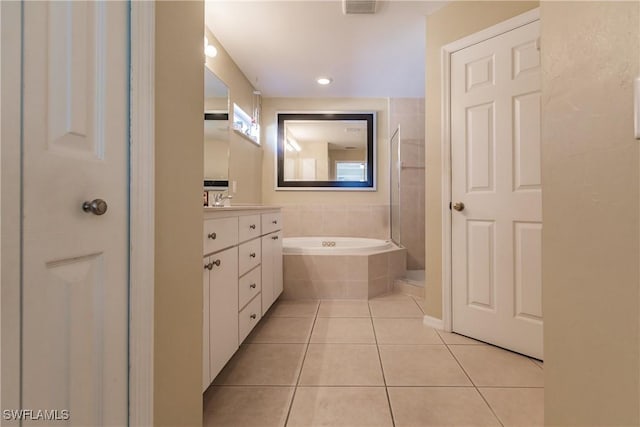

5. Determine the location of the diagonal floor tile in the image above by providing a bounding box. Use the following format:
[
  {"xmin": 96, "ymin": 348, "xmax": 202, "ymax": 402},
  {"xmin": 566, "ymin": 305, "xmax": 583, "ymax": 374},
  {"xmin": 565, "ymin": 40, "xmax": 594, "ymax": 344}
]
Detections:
[
  {"xmin": 299, "ymin": 344, "xmax": 384, "ymax": 386},
  {"xmin": 287, "ymin": 387, "xmax": 393, "ymax": 427},
  {"xmin": 213, "ymin": 343, "xmax": 305, "ymax": 386},
  {"xmin": 203, "ymin": 386, "xmax": 294, "ymax": 427},
  {"xmin": 373, "ymin": 318, "xmax": 443, "ymax": 344},
  {"xmin": 449, "ymin": 345, "xmax": 544, "ymax": 387},
  {"xmin": 379, "ymin": 345, "xmax": 471, "ymax": 386},
  {"xmin": 245, "ymin": 316, "xmax": 314, "ymax": 343},
  {"xmin": 310, "ymin": 317, "xmax": 376, "ymax": 343},
  {"xmin": 479, "ymin": 388, "xmax": 544, "ymax": 427},
  {"xmin": 388, "ymin": 387, "xmax": 500, "ymax": 426}
]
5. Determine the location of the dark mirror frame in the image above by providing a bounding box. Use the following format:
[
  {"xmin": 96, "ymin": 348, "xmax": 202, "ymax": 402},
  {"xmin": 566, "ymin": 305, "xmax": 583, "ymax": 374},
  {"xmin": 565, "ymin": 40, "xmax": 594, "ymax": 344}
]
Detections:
[{"xmin": 276, "ymin": 112, "xmax": 376, "ymax": 190}]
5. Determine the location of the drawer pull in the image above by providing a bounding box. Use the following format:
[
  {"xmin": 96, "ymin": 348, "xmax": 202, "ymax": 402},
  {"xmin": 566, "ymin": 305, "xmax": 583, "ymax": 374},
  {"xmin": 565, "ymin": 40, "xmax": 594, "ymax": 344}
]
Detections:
[
  {"xmin": 204, "ymin": 262, "xmax": 213, "ymax": 271},
  {"xmin": 249, "ymin": 224, "xmax": 256, "ymax": 230},
  {"xmin": 249, "ymin": 252, "xmax": 256, "ymax": 258},
  {"xmin": 250, "ymin": 314, "xmax": 257, "ymax": 320},
  {"xmin": 250, "ymin": 283, "xmax": 257, "ymax": 289},
  {"xmin": 272, "ymin": 220, "xmax": 278, "ymax": 224},
  {"xmin": 212, "ymin": 259, "xmax": 221, "ymax": 267},
  {"xmin": 207, "ymin": 232, "xmax": 217, "ymax": 240},
  {"xmin": 271, "ymin": 235, "xmax": 279, "ymax": 240}
]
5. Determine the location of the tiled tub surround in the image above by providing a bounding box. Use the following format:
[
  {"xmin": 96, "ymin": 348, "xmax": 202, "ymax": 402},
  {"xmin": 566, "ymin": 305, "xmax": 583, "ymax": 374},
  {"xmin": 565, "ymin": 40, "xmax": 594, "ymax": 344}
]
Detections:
[
  {"xmin": 280, "ymin": 204, "xmax": 389, "ymax": 240},
  {"xmin": 283, "ymin": 246, "xmax": 406, "ymax": 299}
]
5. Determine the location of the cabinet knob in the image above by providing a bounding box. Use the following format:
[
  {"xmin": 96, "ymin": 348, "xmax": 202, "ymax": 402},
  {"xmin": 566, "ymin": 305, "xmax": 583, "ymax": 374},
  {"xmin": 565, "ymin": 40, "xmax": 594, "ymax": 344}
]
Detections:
[
  {"xmin": 212, "ymin": 259, "xmax": 221, "ymax": 267},
  {"xmin": 272, "ymin": 235, "xmax": 279, "ymax": 240},
  {"xmin": 204, "ymin": 262, "xmax": 213, "ymax": 271},
  {"xmin": 249, "ymin": 252, "xmax": 256, "ymax": 258},
  {"xmin": 250, "ymin": 283, "xmax": 257, "ymax": 289},
  {"xmin": 207, "ymin": 232, "xmax": 217, "ymax": 240},
  {"xmin": 82, "ymin": 198, "xmax": 108, "ymax": 216},
  {"xmin": 272, "ymin": 220, "xmax": 278, "ymax": 224},
  {"xmin": 249, "ymin": 224, "xmax": 256, "ymax": 230},
  {"xmin": 250, "ymin": 314, "xmax": 257, "ymax": 320}
]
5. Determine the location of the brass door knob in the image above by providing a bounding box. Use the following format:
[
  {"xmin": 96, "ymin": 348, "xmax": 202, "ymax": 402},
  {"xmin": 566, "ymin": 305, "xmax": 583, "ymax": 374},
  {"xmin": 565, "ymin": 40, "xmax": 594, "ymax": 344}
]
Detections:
[{"xmin": 452, "ymin": 202, "xmax": 465, "ymax": 212}]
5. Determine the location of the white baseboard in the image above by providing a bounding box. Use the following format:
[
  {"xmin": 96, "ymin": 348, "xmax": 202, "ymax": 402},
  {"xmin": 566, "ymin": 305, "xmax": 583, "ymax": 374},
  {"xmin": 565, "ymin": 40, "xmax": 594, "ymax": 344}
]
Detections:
[{"xmin": 423, "ymin": 314, "xmax": 444, "ymax": 330}]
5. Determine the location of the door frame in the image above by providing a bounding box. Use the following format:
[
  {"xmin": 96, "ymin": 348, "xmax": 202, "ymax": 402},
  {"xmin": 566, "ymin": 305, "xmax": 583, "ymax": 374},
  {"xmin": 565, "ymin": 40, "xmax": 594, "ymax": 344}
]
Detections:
[
  {"xmin": 0, "ymin": 2, "xmax": 156, "ymax": 425},
  {"xmin": 440, "ymin": 8, "xmax": 540, "ymax": 333}
]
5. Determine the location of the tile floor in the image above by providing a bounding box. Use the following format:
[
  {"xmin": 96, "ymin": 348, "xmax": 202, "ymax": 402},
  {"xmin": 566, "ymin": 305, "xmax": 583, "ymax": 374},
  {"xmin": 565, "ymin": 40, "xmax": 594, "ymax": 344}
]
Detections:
[{"xmin": 204, "ymin": 294, "xmax": 544, "ymax": 427}]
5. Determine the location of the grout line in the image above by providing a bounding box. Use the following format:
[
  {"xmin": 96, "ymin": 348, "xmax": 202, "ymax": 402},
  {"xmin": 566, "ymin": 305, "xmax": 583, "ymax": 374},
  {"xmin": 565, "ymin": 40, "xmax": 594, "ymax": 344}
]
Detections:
[
  {"xmin": 444, "ymin": 343, "xmax": 505, "ymax": 427},
  {"xmin": 369, "ymin": 300, "xmax": 397, "ymax": 427},
  {"xmin": 283, "ymin": 301, "xmax": 321, "ymax": 427}
]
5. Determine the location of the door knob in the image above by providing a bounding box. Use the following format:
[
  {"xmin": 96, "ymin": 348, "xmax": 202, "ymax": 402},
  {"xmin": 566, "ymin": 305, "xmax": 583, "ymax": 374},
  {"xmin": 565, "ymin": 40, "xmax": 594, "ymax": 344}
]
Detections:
[
  {"xmin": 82, "ymin": 199, "xmax": 108, "ymax": 215},
  {"xmin": 452, "ymin": 202, "xmax": 465, "ymax": 212}
]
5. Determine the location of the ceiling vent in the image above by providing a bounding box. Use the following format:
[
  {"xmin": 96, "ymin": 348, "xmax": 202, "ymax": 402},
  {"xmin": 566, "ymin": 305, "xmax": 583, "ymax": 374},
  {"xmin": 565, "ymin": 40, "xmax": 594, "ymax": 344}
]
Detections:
[{"xmin": 342, "ymin": 0, "xmax": 377, "ymax": 14}]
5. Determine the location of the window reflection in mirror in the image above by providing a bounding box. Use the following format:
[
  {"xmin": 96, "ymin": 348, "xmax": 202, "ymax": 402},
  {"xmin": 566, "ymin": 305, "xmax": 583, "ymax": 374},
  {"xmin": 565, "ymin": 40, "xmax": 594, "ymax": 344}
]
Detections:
[
  {"xmin": 277, "ymin": 113, "xmax": 375, "ymax": 190},
  {"xmin": 204, "ymin": 65, "xmax": 229, "ymax": 189}
]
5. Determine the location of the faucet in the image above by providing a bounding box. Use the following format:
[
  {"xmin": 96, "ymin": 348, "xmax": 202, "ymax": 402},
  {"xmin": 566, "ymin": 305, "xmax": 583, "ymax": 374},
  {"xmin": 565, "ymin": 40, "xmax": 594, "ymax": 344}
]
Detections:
[{"xmin": 212, "ymin": 192, "xmax": 233, "ymax": 207}]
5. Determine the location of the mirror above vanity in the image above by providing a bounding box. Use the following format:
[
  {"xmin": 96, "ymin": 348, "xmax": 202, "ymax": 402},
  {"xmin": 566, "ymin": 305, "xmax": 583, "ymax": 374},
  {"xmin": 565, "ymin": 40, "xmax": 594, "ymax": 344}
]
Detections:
[
  {"xmin": 276, "ymin": 112, "xmax": 376, "ymax": 190},
  {"xmin": 204, "ymin": 65, "xmax": 230, "ymax": 190}
]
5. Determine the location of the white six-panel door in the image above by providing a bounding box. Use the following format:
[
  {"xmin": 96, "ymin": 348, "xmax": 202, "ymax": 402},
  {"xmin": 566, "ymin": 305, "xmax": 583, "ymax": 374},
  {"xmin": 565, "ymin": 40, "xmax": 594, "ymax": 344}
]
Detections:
[
  {"xmin": 451, "ymin": 20, "xmax": 543, "ymax": 359},
  {"xmin": 21, "ymin": 1, "xmax": 129, "ymax": 425}
]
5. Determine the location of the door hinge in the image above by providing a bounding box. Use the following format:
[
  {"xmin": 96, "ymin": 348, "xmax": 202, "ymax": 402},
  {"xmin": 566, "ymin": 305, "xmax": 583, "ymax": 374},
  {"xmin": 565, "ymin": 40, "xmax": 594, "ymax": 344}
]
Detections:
[{"xmin": 449, "ymin": 202, "xmax": 452, "ymax": 210}]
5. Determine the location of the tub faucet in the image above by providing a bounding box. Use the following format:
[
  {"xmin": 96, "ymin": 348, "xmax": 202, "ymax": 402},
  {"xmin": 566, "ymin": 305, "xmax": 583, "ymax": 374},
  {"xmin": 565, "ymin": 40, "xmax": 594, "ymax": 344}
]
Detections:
[{"xmin": 213, "ymin": 192, "xmax": 233, "ymax": 207}]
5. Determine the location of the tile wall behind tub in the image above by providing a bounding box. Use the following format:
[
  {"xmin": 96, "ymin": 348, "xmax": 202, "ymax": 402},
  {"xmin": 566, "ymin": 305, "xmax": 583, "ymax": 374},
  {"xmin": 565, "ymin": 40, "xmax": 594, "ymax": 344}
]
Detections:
[{"xmin": 281, "ymin": 205, "xmax": 390, "ymax": 240}]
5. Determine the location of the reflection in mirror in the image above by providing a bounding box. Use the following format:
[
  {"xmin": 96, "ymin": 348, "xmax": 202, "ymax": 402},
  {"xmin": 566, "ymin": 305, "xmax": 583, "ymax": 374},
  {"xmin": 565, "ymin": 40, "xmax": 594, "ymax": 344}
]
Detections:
[
  {"xmin": 204, "ymin": 65, "xmax": 229, "ymax": 189},
  {"xmin": 277, "ymin": 113, "xmax": 375, "ymax": 190}
]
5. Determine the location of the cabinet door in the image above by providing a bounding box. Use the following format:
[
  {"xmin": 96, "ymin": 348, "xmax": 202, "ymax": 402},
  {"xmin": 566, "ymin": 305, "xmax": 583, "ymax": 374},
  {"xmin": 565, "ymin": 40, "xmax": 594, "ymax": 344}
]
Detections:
[
  {"xmin": 273, "ymin": 231, "xmax": 283, "ymax": 299},
  {"xmin": 261, "ymin": 231, "xmax": 283, "ymax": 314},
  {"xmin": 203, "ymin": 257, "xmax": 210, "ymax": 392},
  {"xmin": 261, "ymin": 234, "xmax": 274, "ymax": 315},
  {"xmin": 210, "ymin": 247, "xmax": 239, "ymax": 380}
]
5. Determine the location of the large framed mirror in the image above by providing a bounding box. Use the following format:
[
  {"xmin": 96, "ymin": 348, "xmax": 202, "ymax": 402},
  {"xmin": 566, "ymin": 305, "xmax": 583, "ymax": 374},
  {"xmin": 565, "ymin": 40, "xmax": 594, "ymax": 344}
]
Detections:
[
  {"xmin": 276, "ymin": 112, "xmax": 375, "ymax": 190},
  {"xmin": 204, "ymin": 65, "xmax": 229, "ymax": 190}
]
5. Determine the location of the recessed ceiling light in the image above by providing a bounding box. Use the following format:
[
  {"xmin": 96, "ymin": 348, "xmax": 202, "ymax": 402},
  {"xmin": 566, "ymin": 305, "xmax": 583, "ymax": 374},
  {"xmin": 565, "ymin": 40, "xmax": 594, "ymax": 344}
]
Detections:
[{"xmin": 317, "ymin": 77, "xmax": 333, "ymax": 85}]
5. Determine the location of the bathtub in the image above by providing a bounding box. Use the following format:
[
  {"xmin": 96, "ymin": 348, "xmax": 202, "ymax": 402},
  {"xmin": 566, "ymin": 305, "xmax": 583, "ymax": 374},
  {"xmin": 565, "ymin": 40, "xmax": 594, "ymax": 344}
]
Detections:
[
  {"xmin": 282, "ymin": 236, "xmax": 406, "ymax": 299},
  {"xmin": 283, "ymin": 237, "xmax": 393, "ymax": 255}
]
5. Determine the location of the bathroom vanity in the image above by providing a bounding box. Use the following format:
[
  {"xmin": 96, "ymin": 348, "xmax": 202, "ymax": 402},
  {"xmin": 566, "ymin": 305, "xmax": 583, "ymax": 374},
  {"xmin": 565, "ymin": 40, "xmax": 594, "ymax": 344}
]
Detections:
[{"xmin": 202, "ymin": 206, "xmax": 283, "ymax": 392}]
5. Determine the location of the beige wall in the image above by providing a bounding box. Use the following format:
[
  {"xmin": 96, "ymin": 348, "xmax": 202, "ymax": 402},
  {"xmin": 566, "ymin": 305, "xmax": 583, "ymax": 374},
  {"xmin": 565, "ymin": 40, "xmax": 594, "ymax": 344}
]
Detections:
[
  {"xmin": 541, "ymin": 2, "xmax": 640, "ymax": 424},
  {"xmin": 205, "ymin": 29, "xmax": 262, "ymax": 204},
  {"xmin": 155, "ymin": 2, "xmax": 204, "ymax": 426},
  {"xmin": 261, "ymin": 97, "xmax": 389, "ymax": 206},
  {"xmin": 424, "ymin": 1, "xmax": 538, "ymax": 318},
  {"xmin": 0, "ymin": 0, "xmax": 22, "ymax": 410}
]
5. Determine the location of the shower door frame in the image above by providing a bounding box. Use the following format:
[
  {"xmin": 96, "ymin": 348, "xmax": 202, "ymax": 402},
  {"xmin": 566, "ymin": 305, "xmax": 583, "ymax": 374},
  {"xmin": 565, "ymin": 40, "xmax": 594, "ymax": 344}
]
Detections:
[{"xmin": 390, "ymin": 126, "xmax": 402, "ymax": 246}]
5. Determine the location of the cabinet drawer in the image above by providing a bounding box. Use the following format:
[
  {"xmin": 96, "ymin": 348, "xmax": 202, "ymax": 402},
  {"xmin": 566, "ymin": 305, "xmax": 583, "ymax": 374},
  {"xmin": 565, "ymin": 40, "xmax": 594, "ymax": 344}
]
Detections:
[
  {"xmin": 238, "ymin": 238, "xmax": 261, "ymax": 276},
  {"xmin": 238, "ymin": 214, "xmax": 261, "ymax": 243},
  {"xmin": 261, "ymin": 212, "xmax": 281, "ymax": 235},
  {"xmin": 239, "ymin": 294, "xmax": 262, "ymax": 344},
  {"xmin": 204, "ymin": 217, "xmax": 238, "ymax": 255},
  {"xmin": 239, "ymin": 266, "xmax": 261, "ymax": 310}
]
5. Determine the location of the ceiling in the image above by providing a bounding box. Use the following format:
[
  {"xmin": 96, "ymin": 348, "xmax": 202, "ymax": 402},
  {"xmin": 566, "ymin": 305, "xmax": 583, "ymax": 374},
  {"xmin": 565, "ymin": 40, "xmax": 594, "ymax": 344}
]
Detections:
[{"xmin": 205, "ymin": 1, "xmax": 446, "ymax": 98}]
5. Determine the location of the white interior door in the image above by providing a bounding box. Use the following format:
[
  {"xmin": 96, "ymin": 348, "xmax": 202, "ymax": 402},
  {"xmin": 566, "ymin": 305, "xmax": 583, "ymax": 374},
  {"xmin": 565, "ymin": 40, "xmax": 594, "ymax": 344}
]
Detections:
[
  {"xmin": 451, "ymin": 20, "xmax": 542, "ymax": 359},
  {"xmin": 21, "ymin": 1, "xmax": 129, "ymax": 425}
]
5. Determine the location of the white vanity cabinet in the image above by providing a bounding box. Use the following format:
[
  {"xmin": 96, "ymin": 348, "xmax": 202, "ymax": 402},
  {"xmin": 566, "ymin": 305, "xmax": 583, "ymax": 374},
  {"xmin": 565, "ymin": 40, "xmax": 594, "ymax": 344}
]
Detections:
[
  {"xmin": 202, "ymin": 207, "xmax": 282, "ymax": 392},
  {"xmin": 261, "ymin": 211, "xmax": 283, "ymax": 314},
  {"xmin": 204, "ymin": 247, "xmax": 238, "ymax": 389}
]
